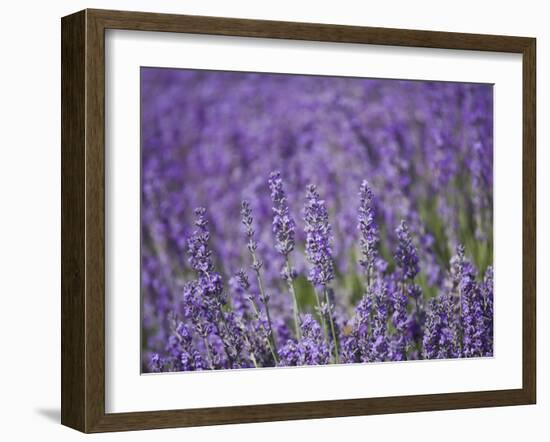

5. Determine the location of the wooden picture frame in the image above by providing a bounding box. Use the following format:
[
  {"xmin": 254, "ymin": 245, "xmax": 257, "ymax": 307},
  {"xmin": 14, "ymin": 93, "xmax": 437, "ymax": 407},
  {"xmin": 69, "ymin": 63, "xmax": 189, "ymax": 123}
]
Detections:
[{"xmin": 61, "ymin": 8, "xmax": 536, "ymax": 433}]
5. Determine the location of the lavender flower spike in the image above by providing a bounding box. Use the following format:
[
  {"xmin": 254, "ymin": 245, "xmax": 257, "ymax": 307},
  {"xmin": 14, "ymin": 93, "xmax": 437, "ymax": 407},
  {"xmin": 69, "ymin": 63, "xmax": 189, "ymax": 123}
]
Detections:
[
  {"xmin": 482, "ymin": 266, "xmax": 494, "ymax": 356},
  {"xmin": 235, "ymin": 269, "xmax": 251, "ymax": 292},
  {"xmin": 187, "ymin": 208, "xmax": 248, "ymax": 368},
  {"xmin": 268, "ymin": 171, "xmax": 300, "ymax": 339},
  {"xmin": 304, "ymin": 184, "xmax": 339, "ymax": 362},
  {"xmin": 240, "ymin": 201, "xmax": 262, "ymax": 271},
  {"xmin": 187, "ymin": 207, "xmax": 215, "ymax": 275},
  {"xmin": 304, "ymin": 184, "xmax": 335, "ymax": 287},
  {"xmin": 455, "ymin": 246, "xmax": 485, "ymax": 358},
  {"xmin": 279, "ymin": 314, "xmax": 330, "ymax": 366},
  {"xmin": 240, "ymin": 200, "xmax": 279, "ymax": 362},
  {"xmin": 394, "ymin": 220, "xmax": 419, "ymax": 280},
  {"xmin": 358, "ymin": 180, "xmax": 379, "ymax": 287},
  {"xmin": 268, "ymin": 171, "xmax": 296, "ymax": 256}
]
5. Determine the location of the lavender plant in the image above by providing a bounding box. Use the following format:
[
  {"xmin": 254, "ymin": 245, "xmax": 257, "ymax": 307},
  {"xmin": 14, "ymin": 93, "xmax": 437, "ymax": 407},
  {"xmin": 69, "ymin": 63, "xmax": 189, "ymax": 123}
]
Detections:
[
  {"xmin": 358, "ymin": 180, "xmax": 379, "ymax": 289},
  {"xmin": 304, "ymin": 184, "xmax": 339, "ymax": 362},
  {"xmin": 268, "ymin": 171, "xmax": 301, "ymax": 339},
  {"xmin": 140, "ymin": 68, "xmax": 494, "ymax": 372}
]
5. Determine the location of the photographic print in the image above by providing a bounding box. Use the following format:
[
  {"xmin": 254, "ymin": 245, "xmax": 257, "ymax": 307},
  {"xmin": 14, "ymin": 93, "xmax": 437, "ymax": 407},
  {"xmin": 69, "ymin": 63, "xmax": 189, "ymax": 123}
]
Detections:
[{"xmin": 140, "ymin": 68, "xmax": 494, "ymax": 373}]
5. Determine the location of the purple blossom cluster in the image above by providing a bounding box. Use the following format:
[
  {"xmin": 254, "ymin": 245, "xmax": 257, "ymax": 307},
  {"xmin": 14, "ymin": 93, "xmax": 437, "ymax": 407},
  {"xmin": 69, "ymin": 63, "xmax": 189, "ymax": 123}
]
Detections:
[{"xmin": 141, "ymin": 68, "xmax": 493, "ymax": 372}]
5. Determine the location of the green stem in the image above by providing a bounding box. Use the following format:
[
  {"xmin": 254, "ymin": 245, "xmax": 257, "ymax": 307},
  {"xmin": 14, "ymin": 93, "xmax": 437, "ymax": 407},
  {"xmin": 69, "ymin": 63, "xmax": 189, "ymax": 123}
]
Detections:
[
  {"xmin": 399, "ymin": 281, "xmax": 408, "ymax": 359},
  {"xmin": 246, "ymin": 295, "xmax": 279, "ymax": 364},
  {"xmin": 247, "ymin": 344, "xmax": 259, "ymax": 368},
  {"xmin": 324, "ymin": 287, "xmax": 340, "ymax": 363},
  {"xmin": 259, "ymin": 288, "xmax": 279, "ymax": 363},
  {"xmin": 237, "ymin": 318, "xmax": 259, "ymax": 368},
  {"xmin": 456, "ymin": 275, "xmax": 464, "ymax": 355},
  {"xmin": 250, "ymin": 251, "xmax": 279, "ymax": 362},
  {"xmin": 366, "ymin": 269, "xmax": 372, "ymax": 293},
  {"xmin": 313, "ymin": 288, "xmax": 328, "ymax": 343},
  {"xmin": 202, "ymin": 336, "xmax": 214, "ymax": 370},
  {"xmin": 284, "ymin": 256, "xmax": 301, "ymax": 340},
  {"xmin": 217, "ymin": 309, "xmax": 236, "ymax": 366}
]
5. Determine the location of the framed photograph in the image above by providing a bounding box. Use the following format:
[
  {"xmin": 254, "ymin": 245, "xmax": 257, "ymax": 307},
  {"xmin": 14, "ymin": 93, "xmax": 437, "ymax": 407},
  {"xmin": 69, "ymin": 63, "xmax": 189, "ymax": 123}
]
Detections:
[{"xmin": 61, "ymin": 9, "xmax": 536, "ymax": 433}]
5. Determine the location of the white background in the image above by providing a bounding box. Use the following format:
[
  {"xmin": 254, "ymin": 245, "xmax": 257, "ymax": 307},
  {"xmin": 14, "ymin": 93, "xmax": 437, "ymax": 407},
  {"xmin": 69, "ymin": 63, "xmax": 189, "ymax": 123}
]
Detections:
[
  {"xmin": 0, "ymin": 0, "xmax": 547, "ymax": 440},
  {"xmin": 106, "ymin": 30, "xmax": 522, "ymax": 413}
]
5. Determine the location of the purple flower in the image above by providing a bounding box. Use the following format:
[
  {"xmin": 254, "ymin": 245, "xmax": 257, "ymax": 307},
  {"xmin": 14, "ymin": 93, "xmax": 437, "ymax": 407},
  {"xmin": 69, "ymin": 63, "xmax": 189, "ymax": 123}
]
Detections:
[
  {"xmin": 187, "ymin": 207, "xmax": 214, "ymax": 275},
  {"xmin": 279, "ymin": 314, "xmax": 330, "ymax": 366},
  {"xmin": 341, "ymin": 277, "xmax": 390, "ymax": 363},
  {"xmin": 269, "ymin": 171, "xmax": 301, "ymax": 339},
  {"xmin": 240, "ymin": 199, "xmax": 279, "ymax": 361},
  {"xmin": 241, "ymin": 200, "xmax": 263, "ymax": 271},
  {"xmin": 187, "ymin": 209, "xmax": 226, "ymax": 311},
  {"xmin": 228, "ymin": 274, "xmax": 250, "ymax": 319},
  {"xmin": 148, "ymin": 353, "xmax": 164, "ymax": 373},
  {"xmin": 303, "ymin": 184, "xmax": 341, "ymax": 361},
  {"xmin": 394, "ymin": 220, "xmax": 419, "ymax": 280},
  {"xmin": 455, "ymin": 247, "xmax": 485, "ymax": 358},
  {"xmin": 423, "ymin": 293, "xmax": 456, "ymax": 359},
  {"xmin": 235, "ymin": 269, "xmax": 250, "ymax": 291},
  {"xmin": 304, "ymin": 184, "xmax": 334, "ymax": 287},
  {"xmin": 482, "ymin": 266, "xmax": 494, "ymax": 356},
  {"xmin": 358, "ymin": 180, "xmax": 379, "ymax": 283},
  {"xmin": 370, "ymin": 280, "xmax": 390, "ymax": 361},
  {"xmin": 389, "ymin": 279, "xmax": 411, "ymax": 361},
  {"xmin": 268, "ymin": 172, "xmax": 296, "ymax": 257},
  {"xmin": 446, "ymin": 245, "xmax": 491, "ymax": 359},
  {"xmin": 187, "ymin": 208, "xmax": 253, "ymax": 368},
  {"xmin": 162, "ymin": 316, "xmax": 208, "ymax": 371},
  {"xmin": 344, "ymin": 290, "xmax": 372, "ymax": 363}
]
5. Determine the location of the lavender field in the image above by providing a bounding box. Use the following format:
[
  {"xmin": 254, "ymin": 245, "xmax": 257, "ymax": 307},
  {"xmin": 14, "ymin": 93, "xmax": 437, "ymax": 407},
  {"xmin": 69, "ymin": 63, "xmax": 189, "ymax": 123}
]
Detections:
[{"xmin": 141, "ymin": 68, "xmax": 493, "ymax": 372}]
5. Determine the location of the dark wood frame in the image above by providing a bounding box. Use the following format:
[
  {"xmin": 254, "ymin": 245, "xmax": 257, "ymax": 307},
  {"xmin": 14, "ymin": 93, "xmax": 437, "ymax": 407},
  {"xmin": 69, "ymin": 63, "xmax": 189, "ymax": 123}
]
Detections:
[{"xmin": 61, "ymin": 8, "xmax": 536, "ymax": 433}]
